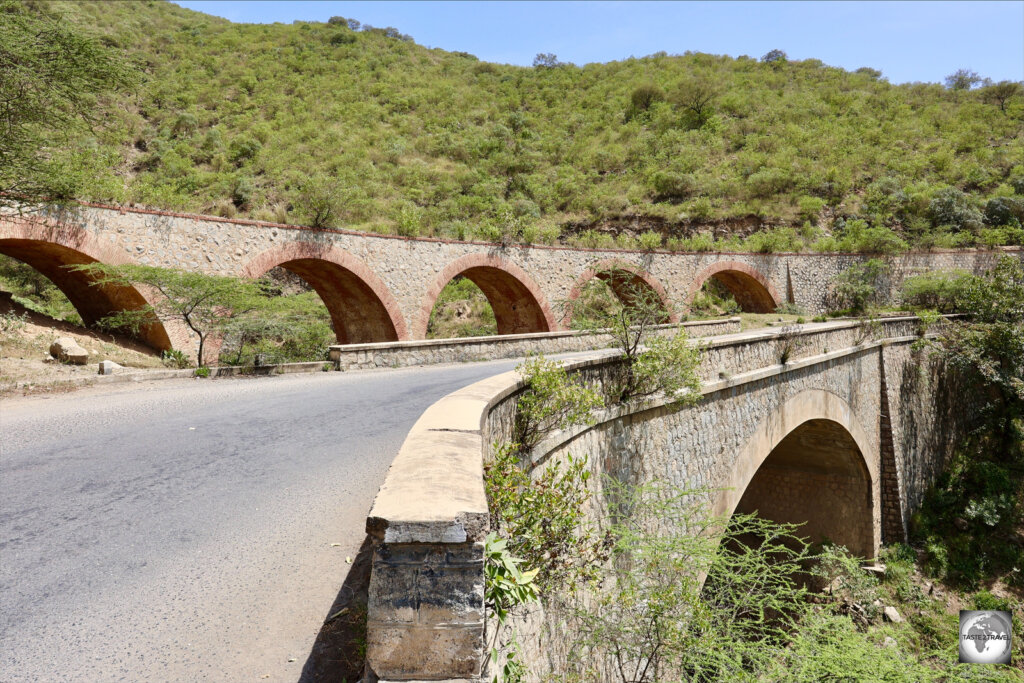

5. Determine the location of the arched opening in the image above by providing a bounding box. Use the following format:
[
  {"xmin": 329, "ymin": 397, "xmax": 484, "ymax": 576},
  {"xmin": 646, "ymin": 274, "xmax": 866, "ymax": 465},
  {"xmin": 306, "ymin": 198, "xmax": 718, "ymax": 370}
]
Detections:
[
  {"xmin": 687, "ymin": 262, "xmax": 779, "ymax": 314},
  {"xmin": 425, "ymin": 276, "xmax": 497, "ymax": 339},
  {"xmin": 734, "ymin": 418, "xmax": 874, "ymax": 557},
  {"xmin": 0, "ymin": 238, "xmax": 172, "ymax": 350},
  {"xmin": 567, "ymin": 261, "xmax": 674, "ymax": 329},
  {"xmin": 243, "ymin": 244, "xmax": 406, "ymax": 345},
  {"xmin": 416, "ymin": 255, "xmax": 555, "ymax": 338}
]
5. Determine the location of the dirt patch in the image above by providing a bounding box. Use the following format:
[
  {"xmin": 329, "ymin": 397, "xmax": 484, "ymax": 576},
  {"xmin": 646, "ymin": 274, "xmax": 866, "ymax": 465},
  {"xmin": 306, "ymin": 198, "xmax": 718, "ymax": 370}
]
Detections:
[{"xmin": 0, "ymin": 293, "xmax": 165, "ymax": 391}]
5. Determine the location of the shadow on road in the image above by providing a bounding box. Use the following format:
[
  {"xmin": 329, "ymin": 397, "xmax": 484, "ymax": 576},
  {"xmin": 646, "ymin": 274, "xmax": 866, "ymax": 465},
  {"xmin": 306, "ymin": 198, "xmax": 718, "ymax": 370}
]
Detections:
[{"xmin": 298, "ymin": 535, "xmax": 374, "ymax": 682}]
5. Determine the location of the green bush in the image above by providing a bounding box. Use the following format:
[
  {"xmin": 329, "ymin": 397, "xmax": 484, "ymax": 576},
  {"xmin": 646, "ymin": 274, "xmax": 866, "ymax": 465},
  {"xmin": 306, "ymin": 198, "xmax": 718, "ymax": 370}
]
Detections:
[
  {"xmin": 930, "ymin": 187, "xmax": 983, "ymax": 233},
  {"xmin": 985, "ymin": 196, "xmax": 1024, "ymax": 227},
  {"xmin": 514, "ymin": 355, "xmax": 603, "ymax": 452},
  {"xmin": 830, "ymin": 258, "xmax": 889, "ymax": 313},
  {"xmin": 900, "ymin": 269, "xmax": 972, "ymax": 312},
  {"xmin": 974, "ymin": 590, "xmax": 1013, "ymax": 612}
]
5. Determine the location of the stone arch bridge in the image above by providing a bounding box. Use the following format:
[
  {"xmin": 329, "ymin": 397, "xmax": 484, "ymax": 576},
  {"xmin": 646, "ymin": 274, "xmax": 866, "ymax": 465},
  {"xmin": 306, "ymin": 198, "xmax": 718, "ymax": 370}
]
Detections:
[
  {"xmin": 364, "ymin": 317, "xmax": 974, "ymax": 680},
  {"xmin": 1, "ymin": 203, "xmax": 1015, "ymax": 355}
]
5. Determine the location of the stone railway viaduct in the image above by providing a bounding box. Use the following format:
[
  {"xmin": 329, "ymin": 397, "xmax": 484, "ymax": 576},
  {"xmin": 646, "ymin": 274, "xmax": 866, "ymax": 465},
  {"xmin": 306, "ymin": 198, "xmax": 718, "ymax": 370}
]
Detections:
[{"xmin": 1, "ymin": 203, "xmax": 1016, "ymax": 357}]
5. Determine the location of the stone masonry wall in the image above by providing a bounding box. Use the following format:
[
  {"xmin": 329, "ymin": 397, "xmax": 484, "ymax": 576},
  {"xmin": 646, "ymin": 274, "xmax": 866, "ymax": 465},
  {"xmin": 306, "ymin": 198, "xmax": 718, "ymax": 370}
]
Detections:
[
  {"xmin": 3, "ymin": 204, "xmax": 1019, "ymax": 357},
  {"xmin": 328, "ymin": 317, "xmax": 739, "ymax": 371}
]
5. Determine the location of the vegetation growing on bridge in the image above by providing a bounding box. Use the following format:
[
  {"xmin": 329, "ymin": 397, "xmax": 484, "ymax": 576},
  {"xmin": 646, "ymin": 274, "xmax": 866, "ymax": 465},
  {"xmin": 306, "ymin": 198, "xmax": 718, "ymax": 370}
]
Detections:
[
  {"xmin": 25, "ymin": 1, "xmax": 1024, "ymax": 251},
  {"xmin": 477, "ymin": 257, "xmax": 1024, "ymax": 681}
]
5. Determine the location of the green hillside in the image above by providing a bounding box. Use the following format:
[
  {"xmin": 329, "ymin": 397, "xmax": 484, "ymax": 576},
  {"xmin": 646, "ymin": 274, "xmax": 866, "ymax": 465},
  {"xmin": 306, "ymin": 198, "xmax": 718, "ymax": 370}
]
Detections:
[{"xmin": 47, "ymin": 0, "xmax": 1024, "ymax": 250}]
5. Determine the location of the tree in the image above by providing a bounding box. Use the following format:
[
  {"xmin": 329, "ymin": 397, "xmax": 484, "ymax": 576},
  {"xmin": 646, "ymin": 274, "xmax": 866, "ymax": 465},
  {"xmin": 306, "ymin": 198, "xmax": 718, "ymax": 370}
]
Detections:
[
  {"xmin": 71, "ymin": 264, "xmax": 269, "ymax": 367},
  {"xmin": 761, "ymin": 49, "xmax": 787, "ymax": 64},
  {"xmin": 672, "ymin": 76, "xmax": 719, "ymax": 128},
  {"xmin": 944, "ymin": 68, "xmax": 983, "ymax": 91},
  {"xmin": 296, "ymin": 175, "xmax": 348, "ymax": 228},
  {"xmin": 981, "ymin": 80, "xmax": 1023, "ymax": 114},
  {"xmin": 0, "ymin": 1, "xmax": 133, "ymax": 211},
  {"xmin": 532, "ymin": 52, "xmax": 561, "ymax": 69}
]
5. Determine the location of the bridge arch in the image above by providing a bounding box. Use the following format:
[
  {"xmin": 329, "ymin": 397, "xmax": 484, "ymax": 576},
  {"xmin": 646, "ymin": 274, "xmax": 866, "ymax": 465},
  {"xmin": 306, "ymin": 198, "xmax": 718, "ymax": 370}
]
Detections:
[
  {"xmin": 686, "ymin": 260, "xmax": 780, "ymax": 313},
  {"xmin": 414, "ymin": 253, "xmax": 556, "ymax": 338},
  {"xmin": 0, "ymin": 216, "xmax": 175, "ymax": 351},
  {"xmin": 714, "ymin": 389, "xmax": 879, "ymax": 557},
  {"xmin": 242, "ymin": 242, "xmax": 407, "ymax": 344},
  {"xmin": 566, "ymin": 259, "xmax": 677, "ymax": 326}
]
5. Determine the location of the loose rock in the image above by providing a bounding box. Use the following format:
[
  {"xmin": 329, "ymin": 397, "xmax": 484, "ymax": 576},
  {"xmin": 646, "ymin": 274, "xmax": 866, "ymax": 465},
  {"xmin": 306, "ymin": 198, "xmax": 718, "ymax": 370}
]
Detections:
[
  {"xmin": 883, "ymin": 605, "xmax": 903, "ymax": 623},
  {"xmin": 49, "ymin": 337, "xmax": 89, "ymax": 365}
]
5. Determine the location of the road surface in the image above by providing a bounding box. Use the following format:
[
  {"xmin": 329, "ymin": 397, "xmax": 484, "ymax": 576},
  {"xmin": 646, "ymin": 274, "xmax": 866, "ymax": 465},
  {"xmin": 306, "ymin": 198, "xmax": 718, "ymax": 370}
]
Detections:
[{"xmin": 0, "ymin": 359, "xmax": 543, "ymax": 682}]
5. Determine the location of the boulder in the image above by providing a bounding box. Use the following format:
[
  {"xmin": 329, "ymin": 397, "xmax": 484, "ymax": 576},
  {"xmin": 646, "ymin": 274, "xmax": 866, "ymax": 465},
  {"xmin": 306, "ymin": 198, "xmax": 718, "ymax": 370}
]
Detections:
[
  {"xmin": 49, "ymin": 337, "xmax": 89, "ymax": 365},
  {"xmin": 98, "ymin": 360, "xmax": 125, "ymax": 375},
  {"xmin": 883, "ymin": 605, "xmax": 903, "ymax": 623}
]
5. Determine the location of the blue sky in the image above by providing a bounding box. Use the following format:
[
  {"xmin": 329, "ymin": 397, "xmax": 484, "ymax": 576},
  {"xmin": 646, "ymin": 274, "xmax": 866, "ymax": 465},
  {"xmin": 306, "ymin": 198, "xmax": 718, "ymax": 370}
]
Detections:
[{"xmin": 174, "ymin": 1, "xmax": 1023, "ymax": 84}]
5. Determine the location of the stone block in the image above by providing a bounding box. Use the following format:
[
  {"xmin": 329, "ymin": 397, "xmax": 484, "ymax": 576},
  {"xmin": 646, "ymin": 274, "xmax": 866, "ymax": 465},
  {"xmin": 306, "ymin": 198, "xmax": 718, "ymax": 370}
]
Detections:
[
  {"xmin": 97, "ymin": 360, "xmax": 125, "ymax": 375},
  {"xmin": 49, "ymin": 337, "xmax": 88, "ymax": 365},
  {"xmin": 367, "ymin": 623, "xmax": 485, "ymax": 680}
]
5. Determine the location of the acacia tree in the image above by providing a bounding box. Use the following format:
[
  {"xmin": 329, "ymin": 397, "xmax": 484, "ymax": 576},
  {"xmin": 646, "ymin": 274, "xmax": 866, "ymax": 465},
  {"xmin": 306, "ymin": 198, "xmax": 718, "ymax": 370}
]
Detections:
[
  {"xmin": 944, "ymin": 68, "xmax": 983, "ymax": 91},
  {"xmin": 982, "ymin": 80, "xmax": 1023, "ymax": 114},
  {"xmin": 0, "ymin": 1, "xmax": 133, "ymax": 210},
  {"xmin": 71, "ymin": 263, "xmax": 269, "ymax": 367}
]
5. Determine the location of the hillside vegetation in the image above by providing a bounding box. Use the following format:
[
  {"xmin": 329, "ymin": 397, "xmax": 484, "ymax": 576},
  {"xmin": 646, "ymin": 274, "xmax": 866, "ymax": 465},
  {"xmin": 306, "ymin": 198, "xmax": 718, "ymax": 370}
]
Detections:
[{"xmin": 40, "ymin": 1, "xmax": 1024, "ymax": 251}]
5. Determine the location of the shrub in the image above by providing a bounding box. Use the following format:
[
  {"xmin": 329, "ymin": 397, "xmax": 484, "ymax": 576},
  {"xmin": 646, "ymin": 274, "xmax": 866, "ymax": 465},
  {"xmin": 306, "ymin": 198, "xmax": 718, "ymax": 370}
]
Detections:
[
  {"xmin": 231, "ymin": 176, "xmax": 255, "ymax": 209},
  {"xmin": 649, "ymin": 170, "xmax": 695, "ymax": 202},
  {"xmin": 227, "ymin": 135, "xmax": 261, "ymax": 164},
  {"xmin": 974, "ymin": 590, "xmax": 1013, "ymax": 612},
  {"xmin": 797, "ymin": 195, "xmax": 826, "ymax": 223},
  {"xmin": 830, "ymin": 258, "xmax": 889, "ymax": 313},
  {"xmin": 485, "ymin": 443, "xmax": 608, "ymax": 593},
  {"xmin": 930, "ymin": 187, "xmax": 983, "ymax": 233},
  {"xmin": 161, "ymin": 348, "xmax": 191, "ymax": 368},
  {"xmin": 296, "ymin": 175, "xmax": 345, "ymax": 228},
  {"xmin": 900, "ymin": 269, "xmax": 972, "ymax": 312},
  {"xmin": 637, "ymin": 231, "xmax": 662, "ymax": 251},
  {"xmin": 329, "ymin": 30, "xmax": 356, "ymax": 46},
  {"xmin": 745, "ymin": 226, "xmax": 803, "ymax": 253},
  {"xmin": 836, "ymin": 219, "xmax": 908, "ymax": 254},
  {"xmin": 514, "ymin": 355, "xmax": 603, "ymax": 452},
  {"xmin": 945, "ymin": 68, "xmax": 983, "ymax": 90},
  {"xmin": 627, "ymin": 83, "xmax": 664, "ymax": 119},
  {"xmin": 984, "ymin": 196, "xmax": 1024, "ymax": 227}
]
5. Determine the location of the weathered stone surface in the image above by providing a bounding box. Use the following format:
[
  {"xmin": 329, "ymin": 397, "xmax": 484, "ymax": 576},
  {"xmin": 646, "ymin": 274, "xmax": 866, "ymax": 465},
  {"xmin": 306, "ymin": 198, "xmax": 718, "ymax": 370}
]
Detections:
[{"xmin": 49, "ymin": 337, "xmax": 88, "ymax": 365}]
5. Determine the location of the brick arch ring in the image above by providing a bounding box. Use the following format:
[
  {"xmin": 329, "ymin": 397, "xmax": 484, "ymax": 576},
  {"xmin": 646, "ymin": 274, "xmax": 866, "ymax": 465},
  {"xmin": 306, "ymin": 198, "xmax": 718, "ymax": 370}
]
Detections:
[
  {"xmin": 565, "ymin": 258, "xmax": 679, "ymax": 327},
  {"xmin": 242, "ymin": 241, "xmax": 409, "ymax": 343},
  {"xmin": 711, "ymin": 388, "xmax": 880, "ymax": 553},
  {"xmin": 0, "ymin": 214, "xmax": 180, "ymax": 350},
  {"xmin": 684, "ymin": 260, "xmax": 781, "ymax": 313},
  {"xmin": 413, "ymin": 253, "xmax": 558, "ymax": 339}
]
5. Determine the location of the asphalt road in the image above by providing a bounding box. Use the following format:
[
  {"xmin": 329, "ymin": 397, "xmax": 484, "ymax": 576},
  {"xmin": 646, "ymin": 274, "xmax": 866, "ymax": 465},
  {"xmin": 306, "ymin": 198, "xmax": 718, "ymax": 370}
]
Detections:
[{"xmin": 0, "ymin": 359, "xmax": 537, "ymax": 682}]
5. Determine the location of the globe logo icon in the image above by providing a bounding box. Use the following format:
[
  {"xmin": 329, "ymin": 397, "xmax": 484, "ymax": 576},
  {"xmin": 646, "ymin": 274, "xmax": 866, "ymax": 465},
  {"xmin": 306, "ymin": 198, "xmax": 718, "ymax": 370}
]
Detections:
[{"xmin": 959, "ymin": 610, "xmax": 1012, "ymax": 664}]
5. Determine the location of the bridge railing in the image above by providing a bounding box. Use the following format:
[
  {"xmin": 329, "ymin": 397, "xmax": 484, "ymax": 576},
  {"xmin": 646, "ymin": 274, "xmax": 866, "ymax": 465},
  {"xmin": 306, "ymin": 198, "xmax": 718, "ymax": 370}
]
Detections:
[{"xmin": 361, "ymin": 315, "xmax": 930, "ymax": 681}]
